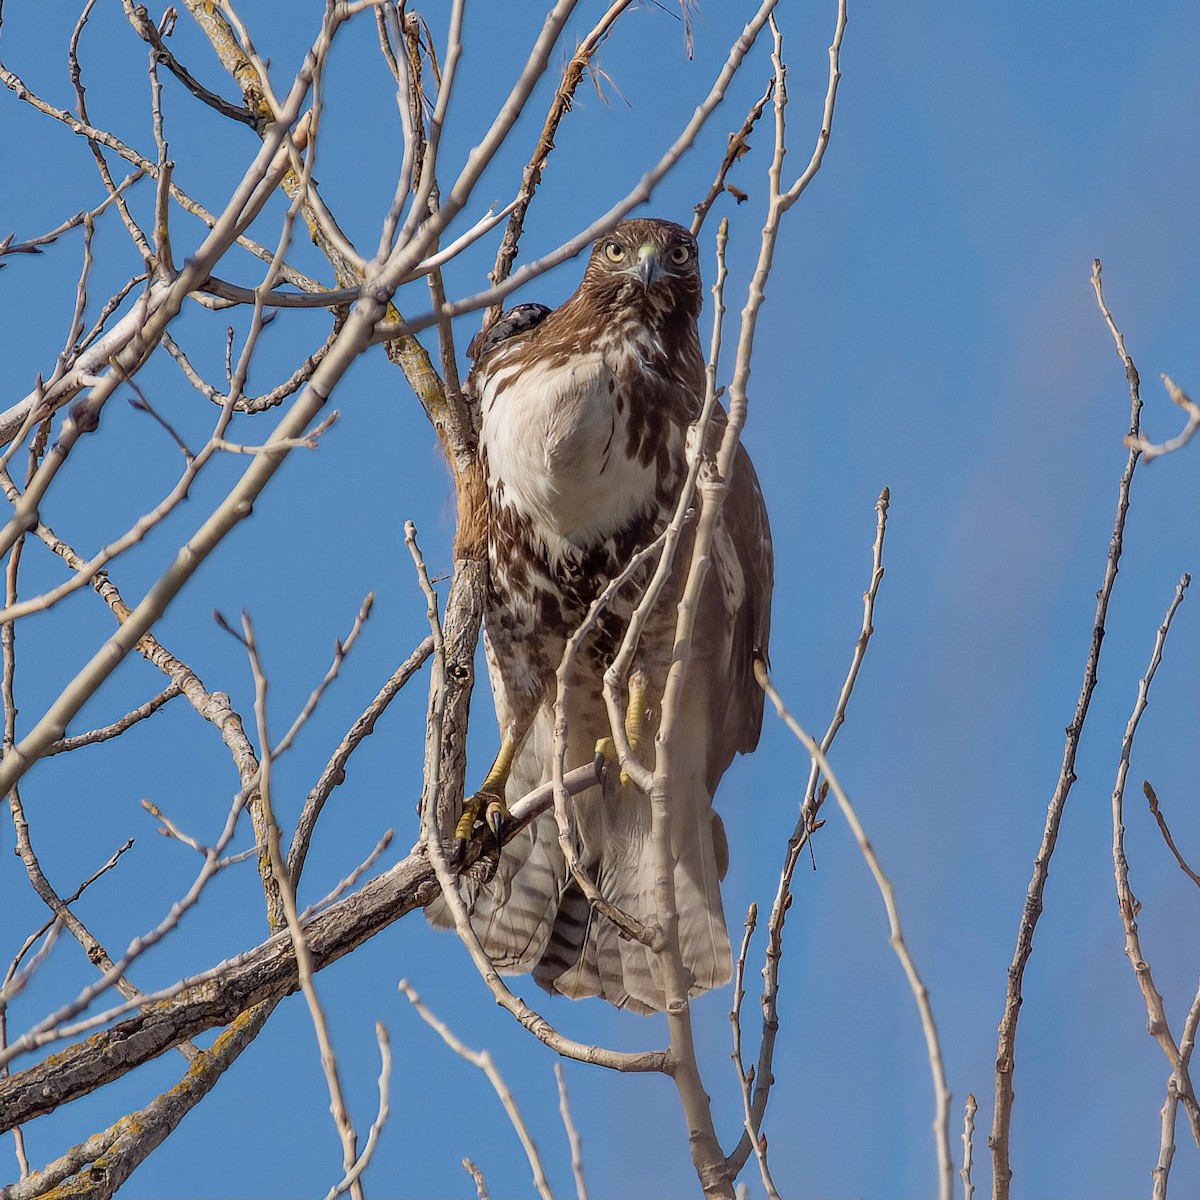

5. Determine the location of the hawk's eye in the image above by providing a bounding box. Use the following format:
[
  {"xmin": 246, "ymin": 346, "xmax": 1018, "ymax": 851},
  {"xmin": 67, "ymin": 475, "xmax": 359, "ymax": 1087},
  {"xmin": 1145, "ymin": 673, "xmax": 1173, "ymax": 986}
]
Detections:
[
  {"xmin": 668, "ymin": 243, "xmax": 693, "ymax": 266},
  {"xmin": 603, "ymin": 241, "xmax": 626, "ymax": 264}
]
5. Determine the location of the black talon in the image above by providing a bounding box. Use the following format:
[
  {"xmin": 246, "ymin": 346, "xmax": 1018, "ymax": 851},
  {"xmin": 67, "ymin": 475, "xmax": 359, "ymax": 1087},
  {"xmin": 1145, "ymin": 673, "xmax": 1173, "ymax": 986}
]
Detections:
[
  {"xmin": 452, "ymin": 797, "xmax": 483, "ymax": 867},
  {"xmin": 485, "ymin": 800, "xmax": 505, "ymax": 847}
]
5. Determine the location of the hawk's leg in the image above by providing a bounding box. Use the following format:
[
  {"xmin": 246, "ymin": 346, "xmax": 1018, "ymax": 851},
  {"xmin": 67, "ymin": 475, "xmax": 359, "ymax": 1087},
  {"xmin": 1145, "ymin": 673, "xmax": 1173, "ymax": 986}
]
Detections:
[
  {"xmin": 454, "ymin": 734, "xmax": 519, "ymax": 862},
  {"xmin": 596, "ymin": 667, "xmax": 650, "ymax": 788}
]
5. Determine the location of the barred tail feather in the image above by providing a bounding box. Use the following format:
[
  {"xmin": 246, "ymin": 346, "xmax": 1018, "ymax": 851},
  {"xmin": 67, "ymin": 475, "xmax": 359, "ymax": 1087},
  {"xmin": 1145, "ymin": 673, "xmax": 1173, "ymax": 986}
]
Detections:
[
  {"xmin": 591, "ymin": 769, "xmax": 731, "ymax": 1013},
  {"xmin": 428, "ymin": 707, "xmax": 732, "ymax": 1014},
  {"xmin": 532, "ymin": 759, "xmax": 730, "ymax": 1014},
  {"xmin": 425, "ymin": 716, "xmax": 565, "ymax": 971},
  {"xmin": 424, "ymin": 811, "xmax": 565, "ymax": 972}
]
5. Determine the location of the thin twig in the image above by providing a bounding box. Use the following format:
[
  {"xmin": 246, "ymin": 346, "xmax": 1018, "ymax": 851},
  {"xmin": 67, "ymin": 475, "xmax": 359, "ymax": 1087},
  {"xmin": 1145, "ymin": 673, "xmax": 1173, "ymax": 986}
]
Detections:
[
  {"xmin": 142, "ymin": 799, "xmax": 207, "ymax": 854},
  {"xmin": 1125, "ymin": 375, "xmax": 1200, "ymax": 461},
  {"xmin": 210, "ymin": 411, "xmax": 338, "ymax": 455},
  {"xmin": 44, "ymin": 682, "xmax": 183, "ymax": 755},
  {"xmin": 729, "ymin": 903, "xmax": 779, "ymax": 1198},
  {"xmin": 0, "ymin": 171, "xmax": 144, "ymax": 260},
  {"xmin": 1110, "ymin": 574, "xmax": 1199, "ymax": 1144},
  {"xmin": 239, "ymin": 611, "xmax": 366, "ymax": 1200},
  {"xmin": 730, "ymin": 488, "xmax": 887, "ymax": 1177},
  {"xmin": 288, "ymin": 638, "xmax": 433, "ymax": 884},
  {"xmin": 692, "ymin": 77, "xmax": 775, "ymax": 235},
  {"xmin": 756, "ymin": 661, "xmax": 954, "ymax": 1200},
  {"xmin": 147, "ymin": 24, "xmax": 175, "ymax": 278},
  {"xmin": 1142, "ymin": 781, "xmax": 1200, "ymax": 890},
  {"xmin": 463, "ymin": 1158, "xmax": 491, "ymax": 1200},
  {"xmin": 17, "ymin": 504, "xmax": 262, "ymax": 792},
  {"xmin": 163, "ymin": 325, "xmax": 336, "ymax": 414},
  {"xmin": 0, "ymin": 388, "xmax": 328, "ymax": 626},
  {"xmin": 273, "ymin": 593, "xmax": 374, "ymax": 757},
  {"xmin": 555, "ymin": 1063, "xmax": 588, "ymax": 1200},
  {"xmin": 960, "ymin": 1094, "xmax": 977, "ymax": 1200},
  {"xmin": 1156, "ymin": 982, "xmax": 1200, "ymax": 1196},
  {"xmin": 67, "ymin": 0, "xmax": 154, "ymax": 262},
  {"xmin": 399, "ymin": 981, "xmax": 554, "ymax": 1200},
  {"xmin": 485, "ymin": 0, "xmax": 639, "ymax": 324},
  {"xmin": 298, "ymin": 832, "xmax": 396, "ymax": 922},
  {"xmin": 127, "ymin": 379, "xmax": 196, "ymax": 459},
  {"xmin": 120, "ymin": 0, "xmax": 256, "ymax": 125},
  {"xmin": 0, "ymin": 924, "xmax": 63, "ymax": 1008},
  {"xmin": 989, "ymin": 258, "xmax": 1145, "ymax": 1198},
  {"xmin": 76, "ymin": 271, "xmax": 151, "ymax": 353},
  {"xmin": 322, "ymin": 1022, "xmax": 393, "ymax": 1200},
  {"xmin": 2, "ymin": 841, "xmax": 134, "ymax": 988}
]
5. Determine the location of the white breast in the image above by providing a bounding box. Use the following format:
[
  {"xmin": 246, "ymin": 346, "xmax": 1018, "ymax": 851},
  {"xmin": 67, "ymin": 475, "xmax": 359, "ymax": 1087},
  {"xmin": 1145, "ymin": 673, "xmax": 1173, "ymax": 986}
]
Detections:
[{"xmin": 480, "ymin": 351, "xmax": 658, "ymax": 563}]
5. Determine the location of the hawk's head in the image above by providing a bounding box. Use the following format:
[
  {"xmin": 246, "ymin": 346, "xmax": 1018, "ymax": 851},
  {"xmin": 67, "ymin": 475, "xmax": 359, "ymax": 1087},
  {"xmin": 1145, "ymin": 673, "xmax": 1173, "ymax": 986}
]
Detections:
[{"xmin": 578, "ymin": 218, "xmax": 701, "ymax": 325}]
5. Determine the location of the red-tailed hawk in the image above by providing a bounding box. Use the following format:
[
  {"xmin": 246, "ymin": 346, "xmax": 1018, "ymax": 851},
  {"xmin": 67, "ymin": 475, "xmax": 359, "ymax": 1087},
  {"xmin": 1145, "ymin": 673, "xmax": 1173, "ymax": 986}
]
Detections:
[{"xmin": 431, "ymin": 218, "xmax": 772, "ymax": 1013}]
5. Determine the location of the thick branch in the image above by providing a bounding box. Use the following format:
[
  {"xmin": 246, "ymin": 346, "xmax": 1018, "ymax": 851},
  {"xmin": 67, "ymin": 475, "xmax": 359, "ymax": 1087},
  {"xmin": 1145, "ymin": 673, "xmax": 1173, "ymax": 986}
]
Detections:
[{"xmin": 0, "ymin": 764, "xmax": 627, "ymax": 1133}]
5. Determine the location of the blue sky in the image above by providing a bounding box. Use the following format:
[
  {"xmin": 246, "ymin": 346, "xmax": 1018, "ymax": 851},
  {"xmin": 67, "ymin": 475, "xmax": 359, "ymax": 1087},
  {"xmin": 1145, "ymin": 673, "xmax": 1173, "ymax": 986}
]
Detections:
[{"xmin": 2, "ymin": 2, "xmax": 1197, "ymax": 1197}]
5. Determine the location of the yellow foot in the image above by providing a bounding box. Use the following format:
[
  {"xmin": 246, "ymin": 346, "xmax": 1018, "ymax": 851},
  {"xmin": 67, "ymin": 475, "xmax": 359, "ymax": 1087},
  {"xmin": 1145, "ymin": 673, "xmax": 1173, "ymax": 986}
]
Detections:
[
  {"xmin": 593, "ymin": 736, "xmax": 641, "ymax": 789},
  {"xmin": 456, "ymin": 734, "xmax": 520, "ymax": 863},
  {"xmin": 453, "ymin": 789, "xmax": 507, "ymax": 863}
]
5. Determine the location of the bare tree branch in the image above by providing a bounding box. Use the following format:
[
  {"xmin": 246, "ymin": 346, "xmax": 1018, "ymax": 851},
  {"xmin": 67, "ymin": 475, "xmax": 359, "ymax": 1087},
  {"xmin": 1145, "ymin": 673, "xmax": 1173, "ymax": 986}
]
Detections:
[
  {"xmin": 288, "ymin": 638, "xmax": 434, "ymax": 883},
  {"xmin": 555, "ymin": 1063, "xmax": 588, "ymax": 1200},
  {"xmin": 239, "ymin": 610, "xmax": 367, "ymax": 1200},
  {"xmin": 485, "ymin": 0, "xmax": 640, "ymax": 324},
  {"xmin": 0, "ymin": 762, "xmax": 619, "ymax": 1136},
  {"xmin": 120, "ymin": 0, "xmax": 256, "ymax": 126},
  {"xmin": 1125, "ymin": 374, "xmax": 1199, "ymax": 461},
  {"xmin": 43, "ymin": 683, "xmax": 183, "ymax": 755},
  {"xmin": 729, "ymin": 903, "xmax": 779, "ymax": 1199},
  {"xmin": 1142, "ymin": 780, "xmax": 1200, "ymax": 890},
  {"xmin": 691, "ymin": 77, "xmax": 774, "ymax": 234},
  {"xmin": 1, "ymin": 1001, "xmax": 279, "ymax": 1200},
  {"xmin": 1110, "ymin": 574, "xmax": 1199, "ymax": 1145},
  {"xmin": 756, "ymin": 661, "xmax": 954, "ymax": 1200},
  {"xmin": 728, "ymin": 486, "xmax": 888, "ymax": 1177},
  {"xmin": 0, "ymin": 171, "xmax": 143, "ymax": 263},
  {"xmin": 400, "ymin": 982, "xmax": 554, "ymax": 1200},
  {"xmin": 961, "ymin": 1093, "xmax": 977, "ymax": 1200},
  {"xmin": 989, "ymin": 258, "xmax": 1146, "ymax": 1198}
]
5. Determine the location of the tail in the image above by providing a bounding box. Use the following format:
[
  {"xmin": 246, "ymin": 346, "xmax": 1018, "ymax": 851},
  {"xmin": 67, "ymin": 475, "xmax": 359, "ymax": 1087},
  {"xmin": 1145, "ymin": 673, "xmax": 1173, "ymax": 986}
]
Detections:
[{"xmin": 428, "ymin": 708, "xmax": 731, "ymax": 1013}]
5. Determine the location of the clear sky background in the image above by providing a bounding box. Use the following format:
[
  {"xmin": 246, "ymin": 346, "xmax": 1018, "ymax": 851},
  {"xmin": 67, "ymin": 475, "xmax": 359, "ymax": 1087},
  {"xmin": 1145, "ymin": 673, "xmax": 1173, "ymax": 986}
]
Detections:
[{"xmin": 2, "ymin": 3, "xmax": 1197, "ymax": 1198}]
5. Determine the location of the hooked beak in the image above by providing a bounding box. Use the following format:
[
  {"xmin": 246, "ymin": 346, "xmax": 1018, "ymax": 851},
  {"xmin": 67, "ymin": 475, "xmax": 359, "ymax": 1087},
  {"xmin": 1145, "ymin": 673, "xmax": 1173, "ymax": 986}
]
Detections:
[{"xmin": 633, "ymin": 244, "xmax": 664, "ymax": 290}]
